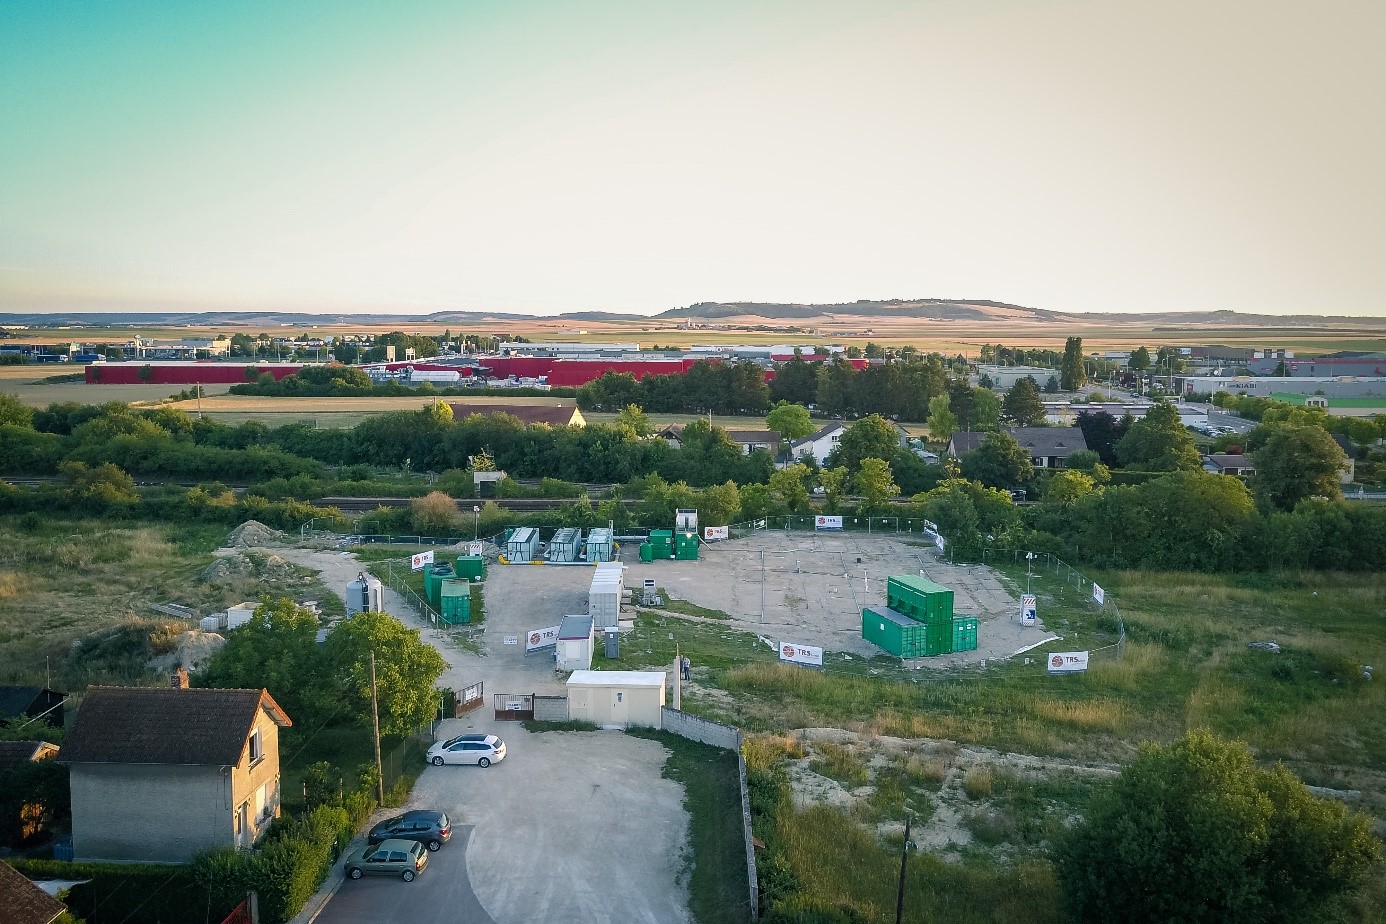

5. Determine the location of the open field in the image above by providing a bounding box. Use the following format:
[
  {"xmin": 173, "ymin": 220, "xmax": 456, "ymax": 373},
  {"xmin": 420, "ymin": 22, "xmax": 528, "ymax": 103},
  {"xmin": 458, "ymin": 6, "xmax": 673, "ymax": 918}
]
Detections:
[{"xmin": 0, "ymin": 365, "xmax": 232, "ymax": 407}]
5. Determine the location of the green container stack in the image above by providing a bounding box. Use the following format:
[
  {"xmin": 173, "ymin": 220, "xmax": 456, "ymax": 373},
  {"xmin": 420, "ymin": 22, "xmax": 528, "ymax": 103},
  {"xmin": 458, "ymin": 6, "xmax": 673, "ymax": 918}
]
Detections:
[
  {"xmin": 454, "ymin": 556, "xmax": 486, "ymax": 582},
  {"xmin": 440, "ymin": 579, "xmax": 472, "ymax": 625},
  {"xmin": 674, "ymin": 532, "xmax": 699, "ymax": 561},
  {"xmin": 951, "ymin": 616, "xmax": 979, "ymax": 652},
  {"xmin": 886, "ymin": 575, "xmax": 954, "ymax": 624},
  {"xmin": 649, "ymin": 529, "xmax": 674, "ymax": 559},
  {"xmin": 424, "ymin": 563, "xmax": 455, "ymax": 608},
  {"xmin": 862, "ymin": 575, "xmax": 977, "ymax": 658}
]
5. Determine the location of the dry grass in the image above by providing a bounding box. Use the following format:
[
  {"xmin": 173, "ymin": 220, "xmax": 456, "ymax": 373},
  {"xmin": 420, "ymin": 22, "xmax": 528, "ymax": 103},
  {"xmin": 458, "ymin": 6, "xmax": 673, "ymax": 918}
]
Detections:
[
  {"xmin": 0, "ymin": 571, "xmax": 21, "ymax": 599},
  {"xmin": 963, "ymin": 767, "xmax": 994, "ymax": 800},
  {"xmin": 1029, "ymin": 699, "xmax": 1129, "ymax": 733}
]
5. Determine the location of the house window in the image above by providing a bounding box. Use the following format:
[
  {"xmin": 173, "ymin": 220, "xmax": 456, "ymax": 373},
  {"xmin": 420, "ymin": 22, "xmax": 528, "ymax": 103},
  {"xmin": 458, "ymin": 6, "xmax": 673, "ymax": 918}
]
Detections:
[{"xmin": 248, "ymin": 729, "xmax": 262, "ymax": 765}]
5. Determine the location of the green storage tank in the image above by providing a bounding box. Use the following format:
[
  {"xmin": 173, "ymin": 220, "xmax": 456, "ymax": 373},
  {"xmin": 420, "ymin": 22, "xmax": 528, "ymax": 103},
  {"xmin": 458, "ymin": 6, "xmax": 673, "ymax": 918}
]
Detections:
[
  {"xmin": 425, "ymin": 563, "xmax": 455, "ymax": 608},
  {"xmin": 862, "ymin": 606, "xmax": 933, "ymax": 658},
  {"xmin": 951, "ymin": 616, "xmax": 978, "ymax": 652},
  {"xmin": 639, "ymin": 542, "xmax": 654, "ymax": 563},
  {"xmin": 440, "ymin": 580, "xmax": 472, "ymax": 624},
  {"xmin": 887, "ymin": 575, "xmax": 955, "ymax": 624},
  {"xmin": 454, "ymin": 556, "xmax": 486, "ymax": 582}
]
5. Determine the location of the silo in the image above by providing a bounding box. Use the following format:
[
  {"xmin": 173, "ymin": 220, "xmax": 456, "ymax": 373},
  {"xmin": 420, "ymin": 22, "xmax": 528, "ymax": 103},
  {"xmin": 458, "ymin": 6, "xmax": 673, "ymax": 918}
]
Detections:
[{"xmin": 346, "ymin": 572, "xmax": 384, "ymax": 615}]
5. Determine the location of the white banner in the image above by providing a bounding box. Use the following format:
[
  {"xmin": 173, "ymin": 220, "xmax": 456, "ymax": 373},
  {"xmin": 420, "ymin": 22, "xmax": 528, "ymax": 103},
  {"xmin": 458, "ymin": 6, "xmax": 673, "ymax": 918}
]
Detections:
[
  {"xmin": 1091, "ymin": 583, "xmax": 1105, "ymax": 606},
  {"xmin": 779, "ymin": 641, "xmax": 824, "ymax": 667},
  {"xmin": 934, "ymin": 532, "xmax": 946, "ymax": 553},
  {"xmin": 703, "ymin": 526, "xmax": 729, "ymax": 541},
  {"xmin": 411, "ymin": 550, "xmax": 435, "ymax": 572},
  {"xmin": 503, "ymin": 635, "xmax": 519, "ymax": 646},
  {"xmin": 815, "ymin": 515, "xmax": 843, "ymax": 531},
  {"xmin": 468, "ymin": 541, "xmax": 483, "ymax": 557},
  {"xmin": 1047, "ymin": 651, "xmax": 1089, "ymax": 674},
  {"xmin": 1021, "ymin": 594, "xmax": 1037, "ymax": 626},
  {"xmin": 525, "ymin": 625, "xmax": 561, "ymax": 651}
]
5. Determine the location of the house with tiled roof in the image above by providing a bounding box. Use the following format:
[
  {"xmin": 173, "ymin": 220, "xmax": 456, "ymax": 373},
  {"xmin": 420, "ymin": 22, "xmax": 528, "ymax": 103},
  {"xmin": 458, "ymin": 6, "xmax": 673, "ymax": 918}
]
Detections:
[
  {"xmin": 0, "ymin": 861, "xmax": 67, "ymax": 924},
  {"xmin": 447, "ymin": 401, "xmax": 585, "ymax": 427},
  {"xmin": 61, "ymin": 680, "xmax": 292, "ymax": 863},
  {"xmin": 948, "ymin": 427, "xmax": 1089, "ymax": 469}
]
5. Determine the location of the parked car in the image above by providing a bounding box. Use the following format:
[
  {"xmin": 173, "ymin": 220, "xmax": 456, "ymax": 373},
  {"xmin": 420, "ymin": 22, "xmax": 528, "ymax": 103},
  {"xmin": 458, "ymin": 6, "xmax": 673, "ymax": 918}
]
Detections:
[
  {"xmin": 368, "ymin": 810, "xmax": 452, "ymax": 851},
  {"xmin": 427, "ymin": 733, "xmax": 507, "ymax": 767},
  {"xmin": 344, "ymin": 838, "xmax": 429, "ymax": 881}
]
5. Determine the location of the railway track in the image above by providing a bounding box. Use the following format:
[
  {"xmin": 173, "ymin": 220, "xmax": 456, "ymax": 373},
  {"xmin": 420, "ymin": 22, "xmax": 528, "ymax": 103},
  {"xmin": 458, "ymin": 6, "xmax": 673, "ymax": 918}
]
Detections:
[{"xmin": 319, "ymin": 496, "xmax": 639, "ymax": 513}]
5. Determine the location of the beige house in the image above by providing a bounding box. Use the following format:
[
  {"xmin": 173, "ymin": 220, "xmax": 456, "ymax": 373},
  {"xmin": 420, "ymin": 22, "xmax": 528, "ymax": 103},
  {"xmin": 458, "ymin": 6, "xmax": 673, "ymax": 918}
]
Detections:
[
  {"xmin": 61, "ymin": 683, "xmax": 292, "ymax": 863},
  {"xmin": 566, "ymin": 670, "xmax": 666, "ymax": 728}
]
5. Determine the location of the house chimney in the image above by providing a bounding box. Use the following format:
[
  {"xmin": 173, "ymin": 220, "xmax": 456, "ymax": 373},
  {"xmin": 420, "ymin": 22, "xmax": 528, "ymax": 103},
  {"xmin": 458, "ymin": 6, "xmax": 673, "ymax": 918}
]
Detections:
[{"xmin": 171, "ymin": 667, "xmax": 189, "ymax": 689}]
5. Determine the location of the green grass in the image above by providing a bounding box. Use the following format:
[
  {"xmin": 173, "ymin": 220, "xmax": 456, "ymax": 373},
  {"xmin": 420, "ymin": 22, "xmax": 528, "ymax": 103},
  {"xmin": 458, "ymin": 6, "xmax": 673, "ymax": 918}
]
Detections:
[
  {"xmin": 626, "ymin": 729, "xmax": 752, "ymax": 924},
  {"xmin": 656, "ymin": 591, "xmax": 732, "ymax": 620}
]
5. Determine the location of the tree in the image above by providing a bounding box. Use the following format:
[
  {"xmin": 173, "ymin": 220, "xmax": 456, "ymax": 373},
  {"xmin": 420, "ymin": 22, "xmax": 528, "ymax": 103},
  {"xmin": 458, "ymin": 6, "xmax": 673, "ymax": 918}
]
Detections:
[
  {"xmin": 1045, "ymin": 469, "xmax": 1096, "ymax": 506},
  {"xmin": 1075, "ymin": 410, "xmax": 1129, "ymax": 466},
  {"xmin": 1001, "ymin": 377, "xmax": 1045, "ymax": 426},
  {"xmin": 324, "ymin": 612, "xmax": 448, "ymax": 737},
  {"xmin": 1060, "ymin": 336, "xmax": 1087, "ymax": 391},
  {"xmin": 198, "ymin": 598, "xmax": 325, "ymax": 721},
  {"xmin": 853, "ymin": 457, "xmax": 898, "ymax": 513},
  {"xmin": 960, "ymin": 432, "xmax": 1034, "ymax": 488},
  {"xmin": 333, "ymin": 341, "xmax": 359, "ymax": 364},
  {"xmin": 768, "ymin": 353, "xmax": 819, "ymax": 405},
  {"xmin": 769, "ymin": 463, "xmax": 812, "ymax": 513},
  {"xmin": 927, "ymin": 395, "xmax": 956, "ymax": 442},
  {"xmin": 410, "ymin": 491, "xmax": 459, "ymax": 534},
  {"xmin": 1249, "ymin": 425, "xmax": 1348, "ymax": 510},
  {"xmin": 0, "ymin": 393, "xmax": 34, "ymax": 428},
  {"xmin": 947, "ymin": 378, "xmax": 976, "ymax": 429},
  {"xmin": 1115, "ymin": 402, "xmax": 1201, "ymax": 471},
  {"xmin": 818, "ymin": 466, "xmax": 850, "ymax": 513},
  {"xmin": 1044, "ymin": 374, "xmax": 1060, "ymax": 394},
  {"xmin": 765, "ymin": 401, "xmax": 814, "ymax": 441},
  {"xmin": 614, "ymin": 404, "xmax": 653, "ymax": 437},
  {"xmin": 828, "ymin": 415, "xmax": 899, "ymax": 472},
  {"xmin": 1054, "ymin": 731, "xmax": 1380, "ymax": 924},
  {"xmin": 1128, "ymin": 346, "xmax": 1150, "ymax": 371},
  {"xmin": 971, "ymin": 387, "xmax": 1001, "ymax": 430},
  {"xmin": 57, "ymin": 460, "xmax": 139, "ymax": 509}
]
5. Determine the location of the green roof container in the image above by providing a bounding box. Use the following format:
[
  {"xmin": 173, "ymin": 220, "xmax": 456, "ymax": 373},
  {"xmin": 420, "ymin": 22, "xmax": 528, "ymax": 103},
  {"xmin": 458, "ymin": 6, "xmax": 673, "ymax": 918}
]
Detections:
[
  {"xmin": 951, "ymin": 616, "xmax": 978, "ymax": 652},
  {"xmin": 862, "ymin": 606, "xmax": 932, "ymax": 658},
  {"xmin": 455, "ymin": 556, "xmax": 486, "ymax": 582},
  {"xmin": 887, "ymin": 575, "xmax": 955, "ymax": 624},
  {"xmin": 440, "ymin": 580, "xmax": 472, "ymax": 624}
]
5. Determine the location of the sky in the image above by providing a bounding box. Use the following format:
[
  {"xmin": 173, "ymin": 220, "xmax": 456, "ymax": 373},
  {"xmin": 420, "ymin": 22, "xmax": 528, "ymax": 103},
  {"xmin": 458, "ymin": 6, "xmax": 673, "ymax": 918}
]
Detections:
[{"xmin": 1, "ymin": 0, "xmax": 1383, "ymax": 317}]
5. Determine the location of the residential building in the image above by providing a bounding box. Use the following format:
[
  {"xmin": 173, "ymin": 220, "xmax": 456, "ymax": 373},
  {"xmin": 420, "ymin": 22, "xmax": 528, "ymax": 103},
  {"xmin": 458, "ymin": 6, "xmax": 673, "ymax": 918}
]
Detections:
[
  {"xmin": 789, "ymin": 421, "xmax": 847, "ymax": 465},
  {"xmin": 1204, "ymin": 454, "xmax": 1255, "ymax": 477},
  {"xmin": 446, "ymin": 402, "xmax": 585, "ymax": 427},
  {"xmin": 61, "ymin": 683, "xmax": 292, "ymax": 863},
  {"xmin": 947, "ymin": 427, "xmax": 1090, "ymax": 469},
  {"xmin": 0, "ymin": 687, "xmax": 66, "ymax": 730},
  {"xmin": 1332, "ymin": 433, "xmax": 1356, "ymax": 484},
  {"xmin": 724, "ymin": 429, "xmax": 781, "ymax": 455},
  {"xmin": 0, "ymin": 741, "xmax": 60, "ymax": 764},
  {"xmin": 0, "ymin": 861, "xmax": 68, "ymax": 924},
  {"xmin": 657, "ymin": 424, "xmax": 685, "ymax": 448}
]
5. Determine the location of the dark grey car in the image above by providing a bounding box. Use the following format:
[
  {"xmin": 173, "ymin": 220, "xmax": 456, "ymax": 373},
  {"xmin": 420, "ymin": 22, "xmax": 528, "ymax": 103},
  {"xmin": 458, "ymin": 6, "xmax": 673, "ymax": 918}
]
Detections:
[{"xmin": 367, "ymin": 810, "xmax": 452, "ymax": 851}]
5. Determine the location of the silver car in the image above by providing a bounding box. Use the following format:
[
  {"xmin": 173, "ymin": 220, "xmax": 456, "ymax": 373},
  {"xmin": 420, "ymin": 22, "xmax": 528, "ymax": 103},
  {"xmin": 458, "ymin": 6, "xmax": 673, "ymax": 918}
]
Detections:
[
  {"xmin": 427, "ymin": 733, "xmax": 507, "ymax": 767},
  {"xmin": 343, "ymin": 838, "xmax": 429, "ymax": 882}
]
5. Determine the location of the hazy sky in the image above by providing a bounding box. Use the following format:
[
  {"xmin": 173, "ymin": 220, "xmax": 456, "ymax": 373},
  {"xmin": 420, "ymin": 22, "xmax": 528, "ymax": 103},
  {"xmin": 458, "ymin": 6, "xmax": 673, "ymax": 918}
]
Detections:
[{"xmin": 2, "ymin": 0, "xmax": 1382, "ymax": 316}]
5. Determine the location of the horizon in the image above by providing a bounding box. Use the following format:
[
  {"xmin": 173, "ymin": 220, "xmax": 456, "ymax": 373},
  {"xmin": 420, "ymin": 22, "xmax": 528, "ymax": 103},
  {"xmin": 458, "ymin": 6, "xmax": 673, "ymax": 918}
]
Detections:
[{"xmin": 2, "ymin": 1, "xmax": 1384, "ymax": 318}]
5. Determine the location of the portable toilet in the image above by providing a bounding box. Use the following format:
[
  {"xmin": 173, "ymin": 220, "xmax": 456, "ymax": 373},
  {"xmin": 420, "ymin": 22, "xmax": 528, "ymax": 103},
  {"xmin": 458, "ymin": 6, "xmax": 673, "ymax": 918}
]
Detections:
[
  {"xmin": 584, "ymin": 527, "xmax": 614, "ymax": 563},
  {"xmin": 425, "ymin": 563, "xmax": 455, "ymax": 608},
  {"xmin": 556, "ymin": 615, "xmax": 595, "ymax": 671},
  {"xmin": 506, "ymin": 527, "xmax": 540, "ymax": 562},
  {"xmin": 548, "ymin": 527, "xmax": 582, "ymax": 563},
  {"xmin": 455, "ymin": 555, "xmax": 486, "ymax": 582},
  {"xmin": 346, "ymin": 573, "xmax": 384, "ymax": 615},
  {"xmin": 440, "ymin": 580, "xmax": 472, "ymax": 625}
]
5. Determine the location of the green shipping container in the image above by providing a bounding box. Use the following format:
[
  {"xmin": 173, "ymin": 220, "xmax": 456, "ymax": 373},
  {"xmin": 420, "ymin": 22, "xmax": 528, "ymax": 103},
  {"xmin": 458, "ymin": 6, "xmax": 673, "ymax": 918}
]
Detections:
[
  {"xmin": 951, "ymin": 616, "xmax": 978, "ymax": 652},
  {"xmin": 425, "ymin": 564, "xmax": 455, "ymax": 608},
  {"xmin": 862, "ymin": 606, "xmax": 933, "ymax": 658},
  {"xmin": 887, "ymin": 575, "xmax": 955, "ymax": 624},
  {"xmin": 455, "ymin": 556, "xmax": 486, "ymax": 582},
  {"xmin": 440, "ymin": 580, "xmax": 472, "ymax": 624}
]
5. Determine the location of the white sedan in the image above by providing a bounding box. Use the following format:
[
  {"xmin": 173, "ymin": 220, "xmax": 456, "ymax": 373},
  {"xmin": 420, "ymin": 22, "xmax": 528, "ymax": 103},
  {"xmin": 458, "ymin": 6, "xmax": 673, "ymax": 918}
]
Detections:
[{"xmin": 427, "ymin": 733, "xmax": 507, "ymax": 768}]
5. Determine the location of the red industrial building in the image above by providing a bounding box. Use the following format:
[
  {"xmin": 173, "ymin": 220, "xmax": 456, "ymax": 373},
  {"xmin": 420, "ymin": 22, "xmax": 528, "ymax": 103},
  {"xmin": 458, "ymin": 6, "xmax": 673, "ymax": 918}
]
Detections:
[{"xmin": 85, "ymin": 362, "xmax": 306, "ymax": 385}]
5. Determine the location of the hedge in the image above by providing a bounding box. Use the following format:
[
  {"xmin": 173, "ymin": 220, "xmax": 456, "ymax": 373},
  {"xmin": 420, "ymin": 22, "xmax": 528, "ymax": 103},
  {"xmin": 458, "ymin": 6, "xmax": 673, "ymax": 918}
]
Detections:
[{"xmin": 12, "ymin": 802, "xmax": 367, "ymax": 924}]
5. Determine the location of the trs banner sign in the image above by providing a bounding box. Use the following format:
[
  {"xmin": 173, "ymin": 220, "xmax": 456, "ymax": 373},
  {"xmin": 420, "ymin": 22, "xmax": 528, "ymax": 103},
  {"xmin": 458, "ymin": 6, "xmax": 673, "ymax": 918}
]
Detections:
[
  {"xmin": 779, "ymin": 642, "xmax": 824, "ymax": 667},
  {"xmin": 410, "ymin": 550, "xmax": 435, "ymax": 572},
  {"xmin": 1047, "ymin": 651, "xmax": 1089, "ymax": 674},
  {"xmin": 1091, "ymin": 583, "xmax": 1105, "ymax": 607},
  {"xmin": 1020, "ymin": 594, "xmax": 1037, "ymax": 626},
  {"xmin": 703, "ymin": 526, "xmax": 729, "ymax": 541},
  {"xmin": 525, "ymin": 625, "xmax": 561, "ymax": 651},
  {"xmin": 815, "ymin": 515, "xmax": 843, "ymax": 531}
]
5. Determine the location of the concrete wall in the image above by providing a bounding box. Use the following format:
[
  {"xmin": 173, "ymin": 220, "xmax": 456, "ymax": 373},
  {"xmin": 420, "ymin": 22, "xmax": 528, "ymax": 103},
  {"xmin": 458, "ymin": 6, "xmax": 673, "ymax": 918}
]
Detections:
[
  {"xmin": 71, "ymin": 764, "xmax": 230, "ymax": 863},
  {"xmin": 661, "ymin": 708, "xmax": 741, "ymax": 751},
  {"xmin": 533, "ymin": 694, "xmax": 570, "ymax": 722}
]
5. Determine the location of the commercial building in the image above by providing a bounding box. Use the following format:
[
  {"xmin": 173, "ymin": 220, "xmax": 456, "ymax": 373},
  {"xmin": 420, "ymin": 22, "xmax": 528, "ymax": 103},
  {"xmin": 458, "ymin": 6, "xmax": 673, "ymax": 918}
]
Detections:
[{"xmin": 565, "ymin": 671, "xmax": 666, "ymax": 728}]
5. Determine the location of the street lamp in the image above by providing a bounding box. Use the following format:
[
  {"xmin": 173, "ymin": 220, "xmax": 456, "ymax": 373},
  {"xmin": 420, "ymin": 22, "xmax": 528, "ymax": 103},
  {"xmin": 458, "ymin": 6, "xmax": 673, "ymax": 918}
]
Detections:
[
  {"xmin": 472, "ymin": 506, "xmax": 481, "ymax": 540},
  {"xmin": 1025, "ymin": 551, "xmax": 1037, "ymax": 593}
]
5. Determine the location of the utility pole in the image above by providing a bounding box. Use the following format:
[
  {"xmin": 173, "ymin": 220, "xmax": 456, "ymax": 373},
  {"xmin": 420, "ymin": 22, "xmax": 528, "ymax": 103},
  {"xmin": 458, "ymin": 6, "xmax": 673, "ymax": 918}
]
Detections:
[
  {"xmin": 369, "ymin": 650, "xmax": 385, "ymax": 805},
  {"xmin": 895, "ymin": 814, "xmax": 912, "ymax": 924}
]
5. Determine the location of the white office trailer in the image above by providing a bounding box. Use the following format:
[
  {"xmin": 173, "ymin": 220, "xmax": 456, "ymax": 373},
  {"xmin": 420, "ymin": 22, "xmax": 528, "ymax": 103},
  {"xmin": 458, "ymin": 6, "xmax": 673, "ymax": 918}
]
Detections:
[
  {"xmin": 565, "ymin": 670, "xmax": 666, "ymax": 728},
  {"xmin": 346, "ymin": 573, "xmax": 384, "ymax": 615},
  {"xmin": 556, "ymin": 615, "xmax": 595, "ymax": 671},
  {"xmin": 506, "ymin": 527, "xmax": 540, "ymax": 562},
  {"xmin": 584, "ymin": 527, "xmax": 614, "ymax": 562}
]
